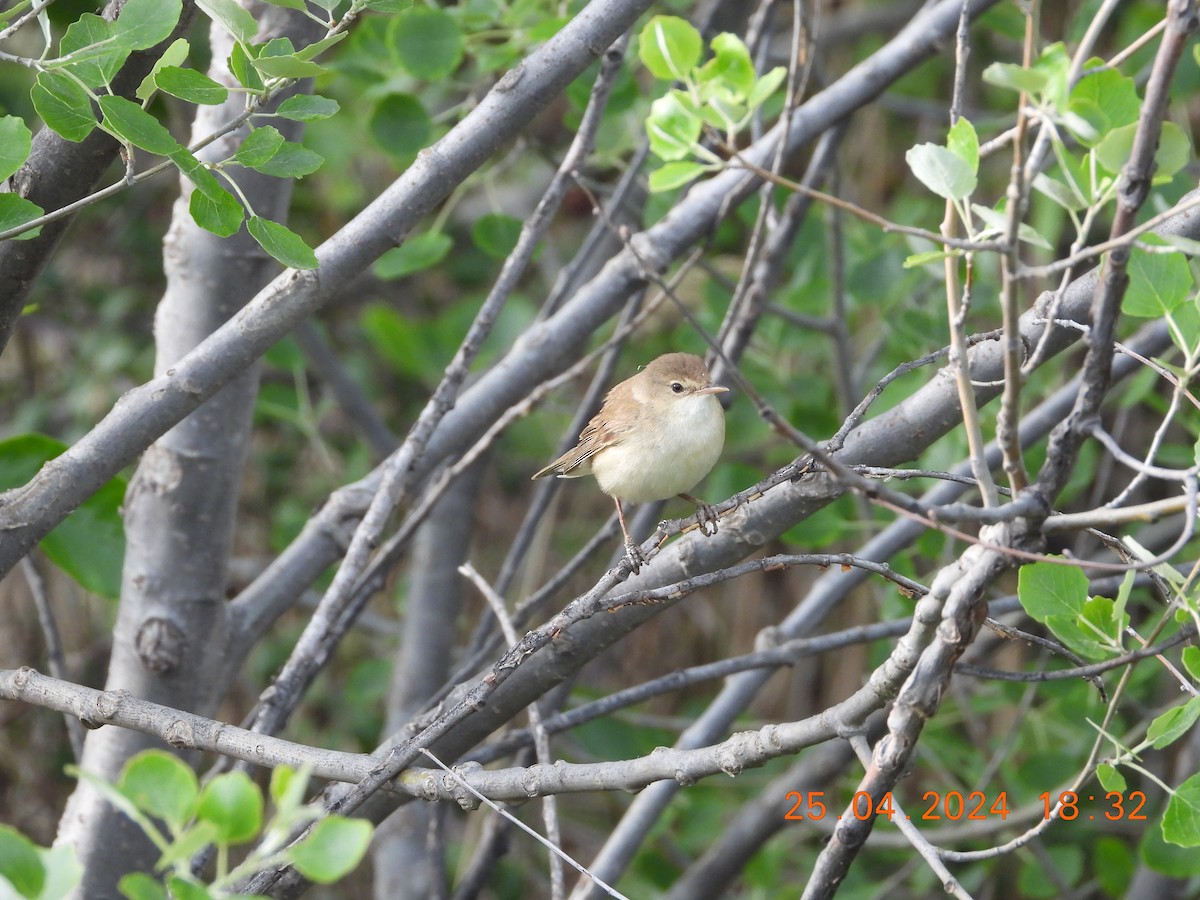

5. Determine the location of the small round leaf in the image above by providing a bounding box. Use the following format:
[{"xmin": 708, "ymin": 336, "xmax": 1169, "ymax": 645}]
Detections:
[
  {"xmin": 369, "ymin": 94, "xmax": 432, "ymax": 157},
  {"xmin": 288, "ymin": 817, "xmax": 373, "ymax": 884},
  {"xmin": 195, "ymin": 770, "xmax": 263, "ymax": 845},
  {"xmin": 0, "ymin": 825, "xmax": 44, "ymax": 899},
  {"xmin": 471, "ymin": 213, "xmax": 522, "ymax": 260},
  {"xmin": 639, "ymin": 15, "xmax": 702, "ymax": 81},
  {"xmin": 390, "ymin": 7, "xmax": 462, "ymax": 80},
  {"xmin": 118, "ymin": 750, "xmax": 199, "ymax": 833}
]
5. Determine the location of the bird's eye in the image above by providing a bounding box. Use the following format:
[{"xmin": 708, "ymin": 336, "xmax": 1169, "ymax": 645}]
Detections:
[{"xmin": 671, "ymin": 382, "xmax": 685, "ymax": 394}]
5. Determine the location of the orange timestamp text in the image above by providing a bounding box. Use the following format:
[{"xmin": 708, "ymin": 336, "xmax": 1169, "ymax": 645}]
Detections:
[{"xmin": 783, "ymin": 790, "xmax": 1148, "ymax": 822}]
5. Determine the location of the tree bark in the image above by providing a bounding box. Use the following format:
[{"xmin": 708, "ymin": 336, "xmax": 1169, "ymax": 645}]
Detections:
[{"xmin": 54, "ymin": 6, "xmax": 322, "ymax": 895}]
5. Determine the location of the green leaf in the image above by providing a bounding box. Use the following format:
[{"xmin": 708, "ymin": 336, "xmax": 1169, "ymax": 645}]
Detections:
[
  {"xmin": 1017, "ymin": 844, "xmax": 1083, "ymax": 898},
  {"xmin": 229, "ymin": 41, "xmax": 264, "ymax": 91},
  {"xmin": 746, "ymin": 66, "xmax": 786, "ymax": 110},
  {"xmin": 697, "ymin": 32, "xmax": 754, "ymax": 95},
  {"xmin": 1142, "ymin": 818, "xmax": 1200, "ymax": 875},
  {"xmin": 165, "ymin": 875, "xmax": 214, "ymax": 900},
  {"xmin": 188, "ymin": 183, "xmax": 244, "ymax": 237},
  {"xmin": 114, "ymin": 0, "xmax": 181, "ymax": 51},
  {"xmin": 389, "ymin": 6, "xmax": 463, "ymax": 80},
  {"xmin": 252, "ymin": 54, "xmax": 326, "ymax": 79},
  {"xmin": 983, "ymin": 43, "xmax": 1069, "ymax": 106},
  {"xmin": 58, "ymin": 14, "xmax": 128, "ymax": 87},
  {"xmin": 69, "ymin": 764, "xmax": 166, "ymax": 846},
  {"xmin": 0, "ymin": 824, "xmax": 44, "ymax": 899},
  {"xmin": 1183, "ymin": 646, "xmax": 1200, "ymax": 682},
  {"xmin": 269, "ymin": 765, "xmax": 311, "ymax": 817},
  {"xmin": 471, "ymin": 213, "xmax": 522, "ymax": 260},
  {"xmin": 1045, "ymin": 612, "xmax": 1112, "ymax": 659},
  {"xmin": 1148, "ymin": 697, "xmax": 1200, "ymax": 749},
  {"xmin": 1096, "ymin": 121, "xmax": 1192, "ymax": 180},
  {"xmin": 374, "ymin": 231, "xmax": 453, "ymax": 279},
  {"xmin": 196, "ymin": 0, "xmax": 258, "ymax": 42},
  {"xmin": 169, "ymin": 147, "xmax": 224, "ymax": 201},
  {"xmin": 119, "ymin": 871, "xmax": 168, "ymax": 900},
  {"xmin": 639, "ymin": 15, "xmax": 702, "ymax": 82},
  {"xmin": 1031, "ymin": 172, "xmax": 1085, "ymax": 211},
  {"xmin": 98, "ymin": 95, "xmax": 179, "ymax": 155},
  {"xmin": 256, "ymin": 35, "xmax": 293, "ymax": 58},
  {"xmin": 247, "ymin": 216, "xmax": 318, "ymax": 269},
  {"xmin": 361, "ymin": 303, "xmax": 438, "ymax": 378},
  {"xmin": 1078, "ymin": 594, "xmax": 1128, "ymax": 651},
  {"xmin": 154, "ymin": 66, "xmax": 228, "ymax": 104},
  {"xmin": 1017, "ymin": 557, "xmax": 1122, "ymax": 660},
  {"xmin": 648, "ymin": 160, "xmax": 709, "ymax": 192},
  {"xmin": 31, "ymin": 70, "xmax": 97, "ymax": 142},
  {"xmin": 969, "ymin": 202, "xmax": 1052, "ymax": 248},
  {"xmin": 294, "ymin": 32, "xmax": 349, "ymax": 62},
  {"xmin": 1034, "ymin": 42, "xmax": 1070, "ymax": 106},
  {"xmin": 698, "ymin": 83, "xmax": 744, "ymax": 132},
  {"xmin": 274, "ymin": 95, "xmax": 340, "ymax": 122},
  {"xmin": 646, "ymin": 91, "xmax": 702, "ymax": 162},
  {"xmin": 903, "ymin": 249, "xmax": 954, "ymax": 269},
  {"xmin": 247, "ymin": 141, "xmax": 323, "ymax": 178},
  {"xmin": 235, "ymin": 126, "xmax": 285, "ymax": 167},
  {"xmin": 0, "ymin": 434, "xmax": 126, "ymax": 599},
  {"xmin": 196, "ymin": 771, "xmax": 263, "ymax": 845},
  {"xmin": 0, "ymin": 116, "xmax": 32, "ymax": 181},
  {"xmin": 259, "ymin": 0, "xmax": 308, "ymax": 9},
  {"xmin": 947, "ymin": 117, "xmax": 979, "ymax": 175},
  {"xmin": 368, "ymin": 93, "xmax": 432, "ymax": 157},
  {"xmin": 36, "ymin": 845, "xmax": 81, "ymax": 900},
  {"xmin": 1018, "ymin": 560, "xmax": 1088, "ymax": 623},
  {"xmin": 1029, "ymin": 574, "xmax": 1126, "ymax": 661},
  {"xmin": 1124, "ymin": 244, "xmax": 1195, "ymax": 317},
  {"xmin": 153, "ymin": 821, "xmax": 220, "ymax": 871},
  {"xmin": 1168, "ymin": 299, "xmax": 1200, "ymax": 358},
  {"xmin": 136, "ymin": 38, "xmax": 190, "ymax": 101},
  {"xmin": 1156, "ymin": 122, "xmax": 1192, "ymax": 180},
  {"xmin": 1113, "ymin": 569, "xmax": 1134, "ymax": 630},
  {"xmin": 1096, "ymin": 763, "xmax": 1127, "ymax": 793},
  {"xmin": 288, "ymin": 817, "xmax": 373, "ymax": 883},
  {"xmin": 983, "ymin": 61, "xmax": 1048, "ymax": 96},
  {"xmin": 0, "ymin": 195, "xmax": 45, "ymax": 240},
  {"xmin": 118, "ymin": 750, "xmax": 199, "ymax": 834},
  {"xmin": 1094, "ymin": 835, "xmax": 1135, "ymax": 896},
  {"xmin": 1163, "ymin": 771, "xmax": 1200, "ymax": 847},
  {"xmin": 905, "ymin": 142, "xmax": 975, "ymax": 200},
  {"xmin": 1067, "ymin": 65, "xmax": 1140, "ymax": 146}
]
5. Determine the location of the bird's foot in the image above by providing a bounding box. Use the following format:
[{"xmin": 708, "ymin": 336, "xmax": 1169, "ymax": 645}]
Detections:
[
  {"xmin": 624, "ymin": 538, "xmax": 646, "ymax": 574},
  {"xmin": 694, "ymin": 503, "xmax": 719, "ymax": 536}
]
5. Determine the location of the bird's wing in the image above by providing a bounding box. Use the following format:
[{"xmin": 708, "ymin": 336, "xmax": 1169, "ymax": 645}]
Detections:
[{"xmin": 531, "ymin": 404, "xmax": 629, "ymax": 479}]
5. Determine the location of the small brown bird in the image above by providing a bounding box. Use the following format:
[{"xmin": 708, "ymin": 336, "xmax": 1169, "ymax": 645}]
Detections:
[{"xmin": 532, "ymin": 352, "xmax": 729, "ymax": 571}]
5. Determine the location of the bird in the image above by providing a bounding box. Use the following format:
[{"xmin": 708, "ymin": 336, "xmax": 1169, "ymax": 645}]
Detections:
[{"xmin": 532, "ymin": 352, "xmax": 729, "ymax": 571}]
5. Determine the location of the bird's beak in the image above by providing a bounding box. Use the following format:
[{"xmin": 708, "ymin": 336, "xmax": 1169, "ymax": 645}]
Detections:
[{"xmin": 696, "ymin": 384, "xmax": 730, "ymax": 396}]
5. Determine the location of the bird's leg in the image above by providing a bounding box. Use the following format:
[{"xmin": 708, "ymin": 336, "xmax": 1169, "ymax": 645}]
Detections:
[
  {"xmin": 679, "ymin": 492, "xmax": 719, "ymax": 536},
  {"xmin": 614, "ymin": 498, "xmax": 645, "ymax": 573}
]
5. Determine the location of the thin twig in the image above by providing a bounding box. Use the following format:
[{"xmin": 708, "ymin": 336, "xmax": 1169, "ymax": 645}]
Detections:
[
  {"xmin": 995, "ymin": 1, "xmax": 1034, "ymax": 493},
  {"xmin": 19, "ymin": 556, "xmax": 84, "ymax": 762},
  {"xmin": 942, "ymin": 6, "xmax": 998, "ymax": 509}
]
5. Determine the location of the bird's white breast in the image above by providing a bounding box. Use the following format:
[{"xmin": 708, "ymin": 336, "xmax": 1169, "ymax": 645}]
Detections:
[{"xmin": 591, "ymin": 393, "xmax": 725, "ymax": 503}]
